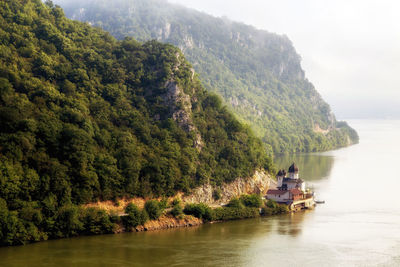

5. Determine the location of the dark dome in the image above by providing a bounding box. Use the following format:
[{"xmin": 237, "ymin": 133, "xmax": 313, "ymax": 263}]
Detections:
[
  {"xmin": 276, "ymin": 169, "xmax": 286, "ymax": 176},
  {"xmin": 288, "ymin": 163, "xmax": 299, "ymax": 173}
]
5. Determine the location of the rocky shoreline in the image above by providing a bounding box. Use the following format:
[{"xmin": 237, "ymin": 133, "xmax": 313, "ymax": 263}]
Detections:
[
  {"xmin": 87, "ymin": 169, "xmax": 276, "ymax": 235},
  {"xmin": 133, "ymin": 215, "xmax": 203, "ymax": 232}
]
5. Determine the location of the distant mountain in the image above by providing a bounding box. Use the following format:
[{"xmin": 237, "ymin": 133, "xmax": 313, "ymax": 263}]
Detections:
[
  {"xmin": 56, "ymin": 0, "xmax": 359, "ymax": 153},
  {"xmin": 0, "ymin": 0, "xmax": 272, "ymax": 245}
]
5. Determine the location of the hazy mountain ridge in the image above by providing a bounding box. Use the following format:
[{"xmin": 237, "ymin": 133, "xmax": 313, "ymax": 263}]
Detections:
[{"xmin": 58, "ymin": 0, "xmax": 358, "ymax": 153}]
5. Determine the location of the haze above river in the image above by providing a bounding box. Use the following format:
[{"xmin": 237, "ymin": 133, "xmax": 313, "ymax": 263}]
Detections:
[{"xmin": 1, "ymin": 120, "xmax": 399, "ymax": 266}]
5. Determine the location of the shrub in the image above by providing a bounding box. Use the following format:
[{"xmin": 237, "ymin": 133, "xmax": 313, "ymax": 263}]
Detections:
[
  {"xmin": 144, "ymin": 200, "xmax": 163, "ymax": 220},
  {"xmin": 265, "ymin": 199, "xmax": 278, "ymax": 209},
  {"xmin": 239, "ymin": 194, "xmax": 263, "ymax": 208},
  {"xmin": 213, "ymin": 188, "xmax": 222, "ymax": 200},
  {"xmin": 81, "ymin": 208, "xmax": 115, "ymax": 235},
  {"xmin": 170, "ymin": 203, "xmax": 183, "ymax": 217},
  {"xmin": 141, "ymin": 209, "xmax": 149, "ymax": 223},
  {"xmin": 171, "ymin": 198, "xmax": 181, "ymax": 206},
  {"xmin": 226, "ymin": 198, "xmax": 244, "ymax": 209},
  {"xmin": 261, "ymin": 200, "xmax": 289, "ymax": 216},
  {"xmin": 277, "ymin": 204, "xmax": 289, "ymax": 213},
  {"xmin": 213, "ymin": 207, "xmax": 259, "ymax": 221},
  {"xmin": 183, "ymin": 203, "xmax": 214, "ymax": 222},
  {"xmin": 123, "ymin": 203, "xmax": 147, "ymax": 230},
  {"xmin": 109, "ymin": 212, "xmax": 121, "ymax": 224},
  {"xmin": 170, "ymin": 198, "xmax": 184, "ymax": 217},
  {"xmin": 54, "ymin": 205, "xmax": 83, "ymax": 238},
  {"xmin": 159, "ymin": 198, "xmax": 168, "ymax": 210}
]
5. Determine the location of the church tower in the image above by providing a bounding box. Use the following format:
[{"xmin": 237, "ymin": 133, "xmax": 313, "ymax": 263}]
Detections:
[
  {"xmin": 276, "ymin": 169, "xmax": 286, "ymax": 188},
  {"xmin": 288, "ymin": 163, "xmax": 299, "ymax": 179}
]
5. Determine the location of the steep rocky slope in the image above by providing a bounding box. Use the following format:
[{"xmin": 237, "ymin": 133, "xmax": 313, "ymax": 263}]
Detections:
[{"xmin": 57, "ymin": 0, "xmax": 359, "ymax": 153}]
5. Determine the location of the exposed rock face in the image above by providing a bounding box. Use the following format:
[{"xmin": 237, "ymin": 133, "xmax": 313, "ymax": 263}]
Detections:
[
  {"xmin": 183, "ymin": 170, "xmax": 276, "ymax": 206},
  {"xmin": 163, "ymin": 80, "xmax": 203, "ymax": 150},
  {"xmin": 164, "ymin": 80, "xmax": 195, "ymax": 132},
  {"xmin": 313, "ymin": 123, "xmax": 331, "ymax": 135},
  {"xmin": 162, "ymin": 53, "xmax": 204, "ymax": 150},
  {"xmin": 230, "ymin": 97, "xmax": 263, "ymax": 117}
]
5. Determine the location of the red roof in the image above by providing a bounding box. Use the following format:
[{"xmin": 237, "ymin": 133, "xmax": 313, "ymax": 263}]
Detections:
[
  {"xmin": 290, "ymin": 188, "xmax": 303, "ymax": 195},
  {"xmin": 267, "ymin": 189, "xmax": 288, "ymax": 195}
]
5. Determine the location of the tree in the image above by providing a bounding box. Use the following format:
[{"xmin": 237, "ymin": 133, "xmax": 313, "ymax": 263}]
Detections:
[
  {"xmin": 183, "ymin": 203, "xmax": 213, "ymax": 222},
  {"xmin": 123, "ymin": 203, "xmax": 147, "ymax": 230},
  {"xmin": 239, "ymin": 194, "xmax": 263, "ymax": 208},
  {"xmin": 144, "ymin": 200, "xmax": 163, "ymax": 220}
]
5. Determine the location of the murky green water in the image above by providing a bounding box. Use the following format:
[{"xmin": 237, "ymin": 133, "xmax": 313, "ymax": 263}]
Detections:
[{"xmin": 1, "ymin": 120, "xmax": 400, "ymax": 266}]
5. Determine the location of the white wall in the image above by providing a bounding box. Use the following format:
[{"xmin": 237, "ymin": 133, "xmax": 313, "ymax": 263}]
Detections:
[{"xmin": 267, "ymin": 191, "xmax": 289, "ymax": 202}]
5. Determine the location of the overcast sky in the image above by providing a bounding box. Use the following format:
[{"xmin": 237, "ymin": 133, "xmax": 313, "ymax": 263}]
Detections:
[{"xmin": 169, "ymin": 0, "xmax": 400, "ymax": 119}]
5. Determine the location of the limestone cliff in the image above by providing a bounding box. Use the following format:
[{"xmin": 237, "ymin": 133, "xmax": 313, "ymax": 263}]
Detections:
[
  {"xmin": 162, "ymin": 53, "xmax": 203, "ymax": 150},
  {"xmin": 183, "ymin": 170, "xmax": 276, "ymax": 206}
]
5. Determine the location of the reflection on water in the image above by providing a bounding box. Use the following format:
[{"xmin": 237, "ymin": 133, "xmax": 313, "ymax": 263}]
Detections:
[
  {"xmin": 2, "ymin": 120, "xmax": 400, "ymax": 266},
  {"xmin": 274, "ymin": 153, "xmax": 335, "ymax": 181},
  {"xmin": 275, "ymin": 212, "xmax": 307, "ymax": 237},
  {"xmin": 0, "ymin": 213, "xmax": 311, "ymax": 267}
]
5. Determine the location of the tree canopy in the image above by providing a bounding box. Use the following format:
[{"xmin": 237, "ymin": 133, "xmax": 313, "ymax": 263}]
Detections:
[{"xmin": 0, "ymin": 0, "xmax": 272, "ymax": 245}]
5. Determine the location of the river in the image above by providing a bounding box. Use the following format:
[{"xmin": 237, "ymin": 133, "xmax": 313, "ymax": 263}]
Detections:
[{"xmin": 1, "ymin": 119, "xmax": 400, "ymax": 266}]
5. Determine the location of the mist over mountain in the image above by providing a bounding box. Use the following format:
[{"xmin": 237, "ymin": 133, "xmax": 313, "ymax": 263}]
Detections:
[
  {"xmin": 167, "ymin": 0, "xmax": 400, "ymax": 120},
  {"xmin": 56, "ymin": 0, "xmax": 358, "ymax": 153}
]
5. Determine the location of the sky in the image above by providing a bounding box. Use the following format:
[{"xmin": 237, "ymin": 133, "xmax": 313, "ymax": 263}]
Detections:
[{"xmin": 169, "ymin": 0, "xmax": 400, "ymax": 119}]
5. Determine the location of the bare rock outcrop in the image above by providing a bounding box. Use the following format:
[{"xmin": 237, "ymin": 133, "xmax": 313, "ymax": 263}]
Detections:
[
  {"xmin": 162, "ymin": 52, "xmax": 204, "ymax": 150},
  {"xmin": 164, "ymin": 81, "xmax": 195, "ymax": 132},
  {"xmin": 183, "ymin": 169, "xmax": 275, "ymax": 206}
]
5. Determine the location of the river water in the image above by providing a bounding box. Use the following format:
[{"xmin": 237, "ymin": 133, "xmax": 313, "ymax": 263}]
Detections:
[{"xmin": 1, "ymin": 119, "xmax": 400, "ymax": 266}]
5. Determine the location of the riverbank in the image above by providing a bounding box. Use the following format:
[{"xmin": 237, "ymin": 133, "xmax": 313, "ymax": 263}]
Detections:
[
  {"xmin": 111, "ymin": 195, "xmax": 289, "ymax": 235},
  {"xmin": 83, "ymin": 169, "xmax": 275, "ymax": 213},
  {"xmin": 133, "ymin": 215, "xmax": 203, "ymax": 232},
  {"xmin": 73, "ymin": 170, "xmax": 278, "ymax": 235},
  {"xmin": 0, "ymin": 170, "xmax": 276, "ymax": 247}
]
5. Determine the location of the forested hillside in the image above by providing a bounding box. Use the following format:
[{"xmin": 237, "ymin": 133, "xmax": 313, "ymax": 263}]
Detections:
[
  {"xmin": 57, "ymin": 0, "xmax": 359, "ymax": 153},
  {"xmin": 0, "ymin": 0, "xmax": 272, "ymax": 245}
]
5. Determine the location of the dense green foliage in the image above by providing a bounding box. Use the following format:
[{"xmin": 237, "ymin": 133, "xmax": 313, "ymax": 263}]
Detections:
[
  {"xmin": 261, "ymin": 200, "xmax": 289, "ymax": 215},
  {"xmin": 123, "ymin": 203, "xmax": 148, "ymax": 230},
  {"xmin": 239, "ymin": 194, "xmax": 263, "ymax": 208},
  {"xmin": 0, "ymin": 0, "xmax": 273, "ymax": 245},
  {"xmin": 169, "ymin": 198, "xmax": 183, "ymax": 217},
  {"xmin": 213, "ymin": 207, "xmax": 259, "ymax": 221},
  {"xmin": 226, "ymin": 198, "xmax": 245, "ymax": 209},
  {"xmin": 144, "ymin": 200, "xmax": 163, "ymax": 220},
  {"xmin": 183, "ymin": 203, "xmax": 213, "ymax": 222},
  {"xmin": 0, "ymin": 197, "xmax": 116, "ymax": 246},
  {"xmin": 183, "ymin": 198, "xmax": 261, "ymax": 222},
  {"xmin": 80, "ymin": 208, "xmax": 116, "ymax": 235},
  {"xmin": 57, "ymin": 0, "xmax": 359, "ymax": 153},
  {"xmin": 226, "ymin": 194, "xmax": 262, "ymax": 209}
]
